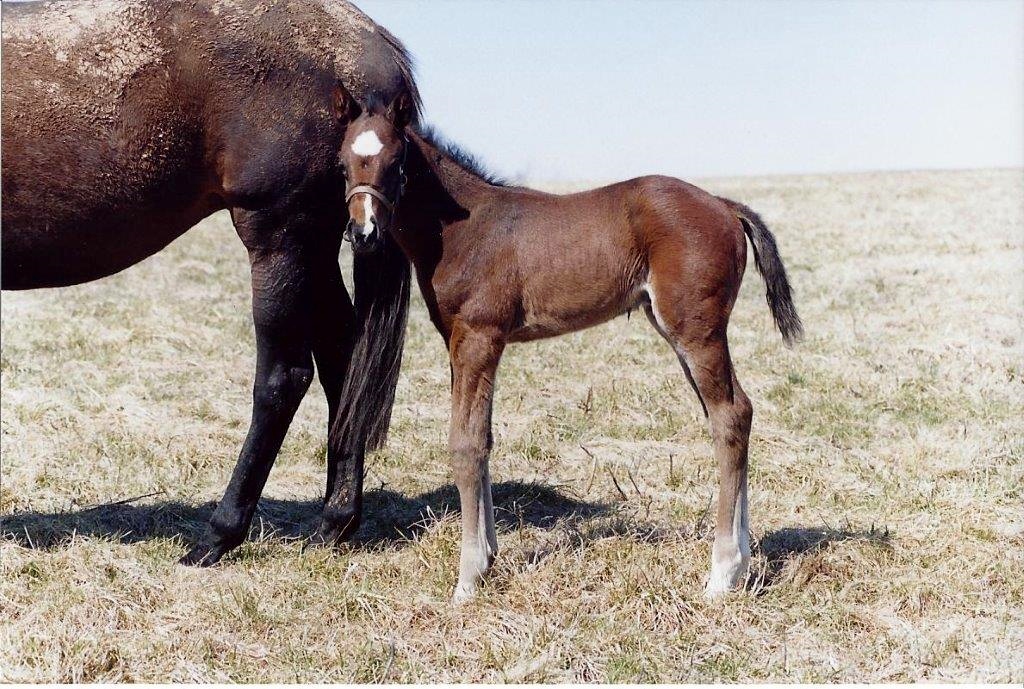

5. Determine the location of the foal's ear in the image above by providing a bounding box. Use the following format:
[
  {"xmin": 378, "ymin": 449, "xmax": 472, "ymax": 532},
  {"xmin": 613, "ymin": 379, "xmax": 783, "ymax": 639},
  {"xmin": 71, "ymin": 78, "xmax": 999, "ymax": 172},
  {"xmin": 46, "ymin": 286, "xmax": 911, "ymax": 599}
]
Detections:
[
  {"xmin": 331, "ymin": 82, "xmax": 361, "ymax": 122},
  {"xmin": 386, "ymin": 91, "xmax": 414, "ymax": 130}
]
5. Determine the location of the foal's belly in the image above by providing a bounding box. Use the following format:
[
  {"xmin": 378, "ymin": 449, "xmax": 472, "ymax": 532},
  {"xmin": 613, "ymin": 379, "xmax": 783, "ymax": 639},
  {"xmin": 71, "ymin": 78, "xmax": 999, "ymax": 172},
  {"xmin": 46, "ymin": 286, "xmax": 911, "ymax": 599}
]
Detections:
[
  {"xmin": 505, "ymin": 208, "xmax": 646, "ymax": 342},
  {"xmin": 507, "ymin": 269, "xmax": 643, "ymax": 343}
]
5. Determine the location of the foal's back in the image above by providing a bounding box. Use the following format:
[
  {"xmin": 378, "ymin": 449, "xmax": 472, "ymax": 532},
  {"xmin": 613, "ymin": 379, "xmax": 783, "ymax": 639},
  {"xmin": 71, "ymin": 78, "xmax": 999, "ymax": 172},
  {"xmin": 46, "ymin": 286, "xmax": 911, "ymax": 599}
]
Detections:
[{"xmin": 470, "ymin": 175, "xmax": 746, "ymax": 342}]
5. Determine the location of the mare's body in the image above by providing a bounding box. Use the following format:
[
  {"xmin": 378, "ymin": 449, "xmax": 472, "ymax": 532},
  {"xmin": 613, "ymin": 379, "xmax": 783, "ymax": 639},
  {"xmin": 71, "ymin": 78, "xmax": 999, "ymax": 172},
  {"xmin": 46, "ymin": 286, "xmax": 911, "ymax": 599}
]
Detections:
[{"xmin": 1, "ymin": 0, "xmax": 418, "ymax": 564}]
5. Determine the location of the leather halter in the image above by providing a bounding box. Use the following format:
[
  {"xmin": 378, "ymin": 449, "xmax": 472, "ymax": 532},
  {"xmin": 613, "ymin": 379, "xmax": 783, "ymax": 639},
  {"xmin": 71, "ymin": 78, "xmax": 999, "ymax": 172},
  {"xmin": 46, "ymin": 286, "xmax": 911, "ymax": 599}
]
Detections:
[{"xmin": 345, "ymin": 184, "xmax": 396, "ymax": 214}]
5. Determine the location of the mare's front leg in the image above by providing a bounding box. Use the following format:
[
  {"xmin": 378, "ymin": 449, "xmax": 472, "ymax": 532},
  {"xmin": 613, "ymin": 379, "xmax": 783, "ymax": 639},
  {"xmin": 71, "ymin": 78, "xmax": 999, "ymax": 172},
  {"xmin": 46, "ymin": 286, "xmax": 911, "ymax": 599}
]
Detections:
[
  {"xmin": 181, "ymin": 209, "xmax": 317, "ymax": 566},
  {"xmin": 448, "ymin": 324, "xmax": 503, "ymax": 603}
]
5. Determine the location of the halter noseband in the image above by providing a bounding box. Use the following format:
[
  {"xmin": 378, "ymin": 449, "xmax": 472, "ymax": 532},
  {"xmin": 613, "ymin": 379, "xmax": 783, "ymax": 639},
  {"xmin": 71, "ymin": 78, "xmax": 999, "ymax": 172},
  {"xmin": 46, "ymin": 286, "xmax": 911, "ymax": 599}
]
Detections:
[{"xmin": 344, "ymin": 184, "xmax": 397, "ymax": 215}]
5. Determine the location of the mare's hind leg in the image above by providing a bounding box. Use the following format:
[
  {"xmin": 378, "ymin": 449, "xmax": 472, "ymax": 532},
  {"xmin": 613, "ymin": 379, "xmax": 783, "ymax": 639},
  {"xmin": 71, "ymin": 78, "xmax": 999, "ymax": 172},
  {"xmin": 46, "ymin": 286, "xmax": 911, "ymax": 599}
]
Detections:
[
  {"xmin": 447, "ymin": 323, "xmax": 503, "ymax": 603},
  {"xmin": 310, "ymin": 247, "xmax": 361, "ymax": 545},
  {"xmin": 181, "ymin": 209, "xmax": 318, "ymax": 566},
  {"xmin": 644, "ymin": 295, "xmax": 753, "ymax": 597}
]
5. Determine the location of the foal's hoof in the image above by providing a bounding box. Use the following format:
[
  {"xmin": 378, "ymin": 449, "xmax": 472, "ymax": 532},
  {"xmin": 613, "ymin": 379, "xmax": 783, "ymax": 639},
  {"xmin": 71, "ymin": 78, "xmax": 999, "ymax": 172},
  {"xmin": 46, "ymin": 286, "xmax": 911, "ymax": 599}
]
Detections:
[
  {"xmin": 179, "ymin": 543, "xmax": 229, "ymax": 567},
  {"xmin": 703, "ymin": 583, "xmax": 736, "ymax": 599},
  {"xmin": 452, "ymin": 582, "xmax": 481, "ymax": 605},
  {"xmin": 704, "ymin": 558, "xmax": 750, "ymax": 598}
]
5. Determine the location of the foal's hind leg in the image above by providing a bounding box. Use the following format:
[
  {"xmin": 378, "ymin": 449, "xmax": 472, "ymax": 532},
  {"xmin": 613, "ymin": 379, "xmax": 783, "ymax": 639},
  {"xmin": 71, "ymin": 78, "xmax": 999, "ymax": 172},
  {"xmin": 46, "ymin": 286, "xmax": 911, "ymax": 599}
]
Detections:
[
  {"xmin": 644, "ymin": 296, "xmax": 753, "ymax": 596},
  {"xmin": 447, "ymin": 323, "xmax": 502, "ymax": 603}
]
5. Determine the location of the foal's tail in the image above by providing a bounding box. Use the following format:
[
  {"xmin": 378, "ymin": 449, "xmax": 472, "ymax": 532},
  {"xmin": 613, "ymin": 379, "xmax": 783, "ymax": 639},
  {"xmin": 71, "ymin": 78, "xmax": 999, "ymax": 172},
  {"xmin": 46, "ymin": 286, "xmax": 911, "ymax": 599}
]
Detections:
[{"xmin": 719, "ymin": 197, "xmax": 804, "ymax": 346}]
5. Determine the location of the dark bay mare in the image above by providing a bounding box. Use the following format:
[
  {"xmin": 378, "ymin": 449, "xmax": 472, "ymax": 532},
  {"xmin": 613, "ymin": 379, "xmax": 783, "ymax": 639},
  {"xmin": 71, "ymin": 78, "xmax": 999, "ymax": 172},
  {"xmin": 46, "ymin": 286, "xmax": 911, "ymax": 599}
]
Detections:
[
  {"xmin": 1, "ymin": 0, "xmax": 419, "ymax": 565},
  {"xmin": 335, "ymin": 94, "xmax": 804, "ymax": 601}
]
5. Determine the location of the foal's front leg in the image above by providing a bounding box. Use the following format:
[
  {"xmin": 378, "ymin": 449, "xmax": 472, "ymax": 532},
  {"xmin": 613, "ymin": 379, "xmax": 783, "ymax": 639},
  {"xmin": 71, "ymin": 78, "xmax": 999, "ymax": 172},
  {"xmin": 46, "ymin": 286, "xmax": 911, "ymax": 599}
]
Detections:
[{"xmin": 447, "ymin": 324, "xmax": 503, "ymax": 603}]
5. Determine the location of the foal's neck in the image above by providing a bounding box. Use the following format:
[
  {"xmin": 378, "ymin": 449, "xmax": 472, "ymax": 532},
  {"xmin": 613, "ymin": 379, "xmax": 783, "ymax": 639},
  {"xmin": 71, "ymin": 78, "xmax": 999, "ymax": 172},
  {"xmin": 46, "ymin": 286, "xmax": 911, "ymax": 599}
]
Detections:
[
  {"xmin": 393, "ymin": 128, "xmax": 525, "ymax": 281},
  {"xmin": 405, "ymin": 128, "xmax": 502, "ymax": 214}
]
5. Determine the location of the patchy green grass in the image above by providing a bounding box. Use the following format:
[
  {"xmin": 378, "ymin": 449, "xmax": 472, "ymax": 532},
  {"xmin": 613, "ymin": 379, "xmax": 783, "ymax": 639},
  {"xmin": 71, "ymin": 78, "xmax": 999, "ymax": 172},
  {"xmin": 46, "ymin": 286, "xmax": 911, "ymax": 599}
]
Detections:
[{"xmin": 2, "ymin": 169, "xmax": 1022, "ymax": 681}]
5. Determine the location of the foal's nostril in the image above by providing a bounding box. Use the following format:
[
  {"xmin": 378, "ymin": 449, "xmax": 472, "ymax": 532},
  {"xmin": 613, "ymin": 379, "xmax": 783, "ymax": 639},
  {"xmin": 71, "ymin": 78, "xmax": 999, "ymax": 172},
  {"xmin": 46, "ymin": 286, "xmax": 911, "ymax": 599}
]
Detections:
[{"xmin": 345, "ymin": 220, "xmax": 378, "ymax": 249}]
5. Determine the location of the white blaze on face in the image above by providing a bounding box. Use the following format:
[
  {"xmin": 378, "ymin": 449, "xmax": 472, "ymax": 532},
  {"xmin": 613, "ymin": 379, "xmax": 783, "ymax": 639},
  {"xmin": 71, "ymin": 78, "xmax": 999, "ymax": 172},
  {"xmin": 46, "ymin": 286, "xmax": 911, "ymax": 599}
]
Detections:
[
  {"xmin": 350, "ymin": 127, "xmax": 384, "ymax": 231},
  {"xmin": 351, "ymin": 130, "xmax": 383, "ymax": 157},
  {"xmin": 362, "ymin": 193, "xmax": 375, "ymax": 230}
]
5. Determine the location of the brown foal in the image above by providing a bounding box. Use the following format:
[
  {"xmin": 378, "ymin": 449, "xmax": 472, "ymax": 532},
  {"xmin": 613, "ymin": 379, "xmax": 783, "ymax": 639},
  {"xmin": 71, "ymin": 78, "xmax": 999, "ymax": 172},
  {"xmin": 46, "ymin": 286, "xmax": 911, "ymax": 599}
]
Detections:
[{"xmin": 335, "ymin": 92, "xmax": 803, "ymax": 602}]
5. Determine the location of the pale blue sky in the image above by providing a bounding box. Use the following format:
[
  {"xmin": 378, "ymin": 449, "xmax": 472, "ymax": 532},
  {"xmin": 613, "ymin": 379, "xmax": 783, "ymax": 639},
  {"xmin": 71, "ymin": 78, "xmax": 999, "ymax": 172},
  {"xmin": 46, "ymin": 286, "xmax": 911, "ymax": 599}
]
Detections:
[{"xmin": 358, "ymin": 0, "xmax": 1023, "ymax": 181}]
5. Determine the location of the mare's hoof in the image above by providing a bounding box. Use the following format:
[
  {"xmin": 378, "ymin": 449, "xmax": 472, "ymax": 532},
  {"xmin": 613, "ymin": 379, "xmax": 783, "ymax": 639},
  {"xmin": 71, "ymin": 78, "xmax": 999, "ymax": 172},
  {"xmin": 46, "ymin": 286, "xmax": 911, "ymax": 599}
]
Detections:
[
  {"xmin": 312, "ymin": 512, "xmax": 360, "ymax": 547},
  {"xmin": 307, "ymin": 528, "xmax": 347, "ymax": 551},
  {"xmin": 179, "ymin": 543, "xmax": 229, "ymax": 567}
]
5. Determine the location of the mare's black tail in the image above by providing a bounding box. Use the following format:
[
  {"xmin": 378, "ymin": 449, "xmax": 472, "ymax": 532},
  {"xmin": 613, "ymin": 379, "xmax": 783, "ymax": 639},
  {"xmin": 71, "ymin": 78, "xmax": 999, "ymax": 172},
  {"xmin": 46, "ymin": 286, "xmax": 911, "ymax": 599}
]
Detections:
[{"xmin": 330, "ymin": 232, "xmax": 411, "ymax": 453}]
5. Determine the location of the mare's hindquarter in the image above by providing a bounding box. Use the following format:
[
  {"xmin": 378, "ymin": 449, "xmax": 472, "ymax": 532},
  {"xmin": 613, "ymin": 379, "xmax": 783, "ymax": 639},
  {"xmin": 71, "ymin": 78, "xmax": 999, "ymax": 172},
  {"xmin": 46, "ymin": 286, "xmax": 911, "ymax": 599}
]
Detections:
[
  {"xmin": 0, "ymin": 0, "xmax": 409, "ymax": 289},
  {"xmin": 1, "ymin": 0, "xmax": 208, "ymax": 288}
]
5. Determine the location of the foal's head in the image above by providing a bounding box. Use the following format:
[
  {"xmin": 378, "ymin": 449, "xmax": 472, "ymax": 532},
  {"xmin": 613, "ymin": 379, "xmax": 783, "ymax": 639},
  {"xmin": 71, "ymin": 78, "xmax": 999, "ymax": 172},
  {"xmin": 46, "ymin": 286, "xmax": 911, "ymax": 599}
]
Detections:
[{"xmin": 335, "ymin": 88, "xmax": 413, "ymax": 252}]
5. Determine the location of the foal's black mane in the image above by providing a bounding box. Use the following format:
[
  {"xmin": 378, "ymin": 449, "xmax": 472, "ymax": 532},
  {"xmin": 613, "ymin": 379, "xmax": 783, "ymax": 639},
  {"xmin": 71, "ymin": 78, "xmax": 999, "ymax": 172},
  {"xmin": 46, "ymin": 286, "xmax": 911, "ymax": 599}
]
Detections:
[
  {"xmin": 412, "ymin": 124, "xmax": 509, "ymax": 187},
  {"xmin": 360, "ymin": 93, "xmax": 507, "ymax": 187}
]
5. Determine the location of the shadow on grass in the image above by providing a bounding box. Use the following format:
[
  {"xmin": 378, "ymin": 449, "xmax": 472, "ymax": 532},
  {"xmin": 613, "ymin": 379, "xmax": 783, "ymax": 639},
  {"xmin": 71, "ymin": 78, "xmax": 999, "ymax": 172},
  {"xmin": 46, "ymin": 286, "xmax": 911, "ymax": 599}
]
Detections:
[
  {"xmin": 753, "ymin": 525, "xmax": 893, "ymax": 591},
  {"xmin": 0, "ymin": 481, "xmax": 610, "ymax": 555}
]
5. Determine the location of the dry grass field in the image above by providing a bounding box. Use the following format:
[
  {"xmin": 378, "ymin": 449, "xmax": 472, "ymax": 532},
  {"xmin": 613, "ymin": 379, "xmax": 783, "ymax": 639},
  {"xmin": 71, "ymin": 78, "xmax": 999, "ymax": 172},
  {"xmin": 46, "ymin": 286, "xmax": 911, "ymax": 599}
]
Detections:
[{"xmin": 1, "ymin": 169, "xmax": 1021, "ymax": 682}]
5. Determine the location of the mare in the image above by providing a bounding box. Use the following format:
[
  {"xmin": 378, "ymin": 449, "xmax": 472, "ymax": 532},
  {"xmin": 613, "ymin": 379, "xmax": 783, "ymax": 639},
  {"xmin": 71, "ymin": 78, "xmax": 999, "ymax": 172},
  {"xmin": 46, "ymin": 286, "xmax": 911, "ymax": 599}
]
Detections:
[
  {"xmin": 334, "ymin": 94, "xmax": 804, "ymax": 601},
  {"xmin": 1, "ymin": 0, "xmax": 419, "ymax": 565}
]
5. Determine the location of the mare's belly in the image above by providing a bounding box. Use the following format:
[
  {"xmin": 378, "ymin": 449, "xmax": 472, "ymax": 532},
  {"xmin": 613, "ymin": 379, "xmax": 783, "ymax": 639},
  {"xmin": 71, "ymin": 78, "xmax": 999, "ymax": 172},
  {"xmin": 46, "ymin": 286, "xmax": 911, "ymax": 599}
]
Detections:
[{"xmin": 1, "ymin": 201, "xmax": 215, "ymax": 290}]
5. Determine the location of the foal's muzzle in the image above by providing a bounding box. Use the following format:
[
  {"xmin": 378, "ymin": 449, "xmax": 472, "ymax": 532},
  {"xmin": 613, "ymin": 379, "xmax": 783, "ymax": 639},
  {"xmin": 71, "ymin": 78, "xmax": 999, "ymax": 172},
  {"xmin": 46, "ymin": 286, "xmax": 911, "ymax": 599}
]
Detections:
[
  {"xmin": 345, "ymin": 216, "xmax": 381, "ymax": 253},
  {"xmin": 343, "ymin": 184, "xmax": 397, "ymax": 254}
]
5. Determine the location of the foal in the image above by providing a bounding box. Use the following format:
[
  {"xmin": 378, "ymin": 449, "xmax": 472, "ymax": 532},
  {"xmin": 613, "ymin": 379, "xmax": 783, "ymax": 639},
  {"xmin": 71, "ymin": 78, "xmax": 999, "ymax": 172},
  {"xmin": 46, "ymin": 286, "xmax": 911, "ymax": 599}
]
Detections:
[{"xmin": 336, "ymin": 93, "xmax": 803, "ymax": 602}]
